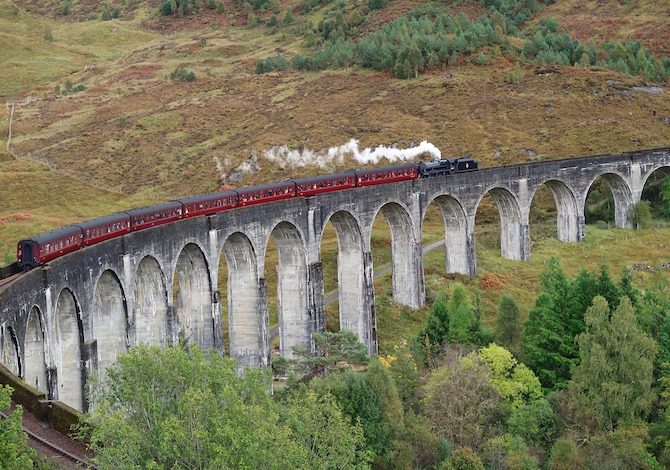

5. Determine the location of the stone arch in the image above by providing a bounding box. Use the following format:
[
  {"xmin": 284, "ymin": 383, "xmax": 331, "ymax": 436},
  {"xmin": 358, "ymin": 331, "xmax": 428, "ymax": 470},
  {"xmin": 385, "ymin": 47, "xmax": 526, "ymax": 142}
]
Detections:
[
  {"xmin": 1, "ymin": 325, "xmax": 20, "ymax": 377},
  {"xmin": 475, "ymin": 187, "xmax": 525, "ymax": 260},
  {"xmin": 92, "ymin": 270, "xmax": 128, "ymax": 378},
  {"xmin": 24, "ymin": 307, "xmax": 47, "ymax": 392},
  {"xmin": 424, "ymin": 195, "xmax": 471, "ymax": 274},
  {"xmin": 221, "ymin": 232, "xmax": 264, "ymax": 367},
  {"xmin": 133, "ymin": 256, "xmax": 169, "ymax": 346},
  {"xmin": 54, "ymin": 288, "xmax": 85, "ymax": 411},
  {"xmin": 173, "ymin": 243, "xmax": 214, "ymax": 350},
  {"xmin": 585, "ymin": 172, "xmax": 633, "ymax": 228},
  {"xmin": 319, "ymin": 210, "xmax": 368, "ymax": 344},
  {"xmin": 371, "ymin": 201, "xmax": 422, "ymax": 308},
  {"xmin": 265, "ymin": 221, "xmax": 309, "ymax": 358},
  {"xmin": 641, "ymin": 165, "xmax": 670, "ymax": 193},
  {"xmin": 530, "ymin": 180, "xmax": 582, "ymax": 242}
]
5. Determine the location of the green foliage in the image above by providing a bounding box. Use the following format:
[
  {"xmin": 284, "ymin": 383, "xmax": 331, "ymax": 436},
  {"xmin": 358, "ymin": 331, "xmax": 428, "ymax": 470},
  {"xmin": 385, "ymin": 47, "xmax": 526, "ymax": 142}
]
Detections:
[
  {"xmin": 279, "ymin": 390, "xmax": 373, "ymax": 468},
  {"xmin": 279, "ymin": 330, "xmax": 369, "ymax": 377},
  {"xmin": 311, "ymin": 360, "xmax": 406, "ymax": 467},
  {"xmin": 581, "ymin": 425, "xmax": 661, "ymax": 469},
  {"xmin": 160, "ymin": 0, "xmax": 195, "ymax": 16},
  {"xmin": 440, "ymin": 447, "xmax": 484, "ymax": 470},
  {"xmin": 481, "ymin": 434, "xmax": 540, "ymax": 470},
  {"xmin": 521, "ymin": 31, "xmax": 669, "ymax": 82},
  {"xmin": 424, "ymin": 348, "xmax": 502, "ymax": 449},
  {"xmin": 418, "ymin": 293, "xmax": 450, "ymax": 359},
  {"xmin": 660, "ymin": 177, "xmax": 670, "ymax": 218},
  {"xmin": 547, "ymin": 437, "xmax": 583, "ymax": 470},
  {"xmin": 495, "ymin": 294, "xmax": 521, "ymax": 350},
  {"xmin": 521, "ymin": 257, "xmax": 582, "ymax": 390},
  {"xmin": 629, "ymin": 200, "xmax": 653, "ymax": 229},
  {"xmin": 505, "ymin": 63, "xmax": 524, "ymax": 85},
  {"xmin": 283, "ymin": 8, "xmax": 293, "ymax": 24},
  {"xmin": 101, "ymin": 2, "xmax": 121, "ymax": 20},
  {"xmin": 382, "ymin": 339, "xmax": 422, "ymax": 412},
  {"xmin": 60, "ymin": 0, "xmax": 71, "ymax": 16},
  {"xmin": 169, "ymin": 65, "xmax": 196, "ymax": 81},
  {"xmin": 569, "ymin": 296, "xmax": 656, "ymax": 432},
  {"xmin": 255, "ymin": 54, "xmax": 290, "ymax": 73},
  {"xmin": 268, "ymin": 14, "xmax": 278, "ymax": 27},
  {"xmin": 82, "ymin": 345, "xmax": 370, "ymax": 468},
  {"xmin": 43, "ymin": 28, "xmax": 53, "ymax": 42},
  {"xmin": 473, "ymin": 344, "xmax": 542, "ymax": 409},
  {"xmin": 0, "ymin": 385, "xmax": 36, "ymax": 469},
  {"xmin": 447, "ymin": 284, "xmax": 475, "ymax": 343},
  {"xmin": 367, "ymin": 0, "xmax": 387, "ymax": 11},
  {"xmin": 507, "ymin": 399, "xmax": 556, "ymax": 448}
]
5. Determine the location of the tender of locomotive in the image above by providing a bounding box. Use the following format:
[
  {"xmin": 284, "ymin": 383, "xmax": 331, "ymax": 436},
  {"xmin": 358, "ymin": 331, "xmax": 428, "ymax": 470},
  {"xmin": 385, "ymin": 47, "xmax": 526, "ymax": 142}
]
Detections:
[{"xmin": 16, "ymin": 157, "xmax": 478, "ymax": 269}]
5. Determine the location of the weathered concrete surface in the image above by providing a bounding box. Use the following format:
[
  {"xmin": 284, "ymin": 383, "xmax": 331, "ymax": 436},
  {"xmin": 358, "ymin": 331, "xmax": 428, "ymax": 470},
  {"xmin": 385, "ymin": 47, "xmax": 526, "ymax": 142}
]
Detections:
[{"xmin": 0, "ymin": 147, "xmax": 668, "ymax": 410}]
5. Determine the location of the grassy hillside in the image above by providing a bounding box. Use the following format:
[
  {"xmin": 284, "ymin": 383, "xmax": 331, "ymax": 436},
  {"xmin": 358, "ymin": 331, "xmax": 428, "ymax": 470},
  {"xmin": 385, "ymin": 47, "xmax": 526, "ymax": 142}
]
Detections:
[{"xmin": 1, "ymin": 0, "xmax": 669, "ymax": 350}]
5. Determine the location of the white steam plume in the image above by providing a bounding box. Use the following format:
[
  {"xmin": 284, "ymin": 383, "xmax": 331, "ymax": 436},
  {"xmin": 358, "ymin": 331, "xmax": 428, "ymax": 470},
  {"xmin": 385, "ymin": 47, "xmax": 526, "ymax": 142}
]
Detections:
[{"xmin": 261, "ymin": 139, "xmax": 441, "ymax": 169}]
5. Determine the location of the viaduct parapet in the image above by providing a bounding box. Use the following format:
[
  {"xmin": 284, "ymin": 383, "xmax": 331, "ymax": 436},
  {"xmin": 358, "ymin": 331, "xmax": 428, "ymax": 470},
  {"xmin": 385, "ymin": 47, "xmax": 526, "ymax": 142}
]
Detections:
[{"xmin": 1, "ymin": 147, "xmax": 668, "ymax": 410}]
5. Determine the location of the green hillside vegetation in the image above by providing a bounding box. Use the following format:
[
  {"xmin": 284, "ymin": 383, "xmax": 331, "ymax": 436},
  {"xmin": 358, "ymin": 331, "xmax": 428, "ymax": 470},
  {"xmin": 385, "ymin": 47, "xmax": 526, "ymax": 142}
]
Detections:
[{"xmin": 1, "ymin": 0, "xmax": 670, "ymax": 465}]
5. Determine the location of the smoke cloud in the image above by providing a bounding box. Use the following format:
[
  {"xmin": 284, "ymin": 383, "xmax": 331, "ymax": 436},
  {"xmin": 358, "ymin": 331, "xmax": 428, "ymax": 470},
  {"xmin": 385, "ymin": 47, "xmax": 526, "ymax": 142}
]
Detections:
[{"xmin": 260, "ymin": 139, "xmax": 441, "ymax": 169}]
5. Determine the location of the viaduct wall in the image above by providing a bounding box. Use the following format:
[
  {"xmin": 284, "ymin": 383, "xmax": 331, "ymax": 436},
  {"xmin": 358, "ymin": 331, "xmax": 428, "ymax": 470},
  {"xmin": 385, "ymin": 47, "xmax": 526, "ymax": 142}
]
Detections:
[{"xmin": 0, "ymin": 147, "xmax": 668, "ymax": 411}]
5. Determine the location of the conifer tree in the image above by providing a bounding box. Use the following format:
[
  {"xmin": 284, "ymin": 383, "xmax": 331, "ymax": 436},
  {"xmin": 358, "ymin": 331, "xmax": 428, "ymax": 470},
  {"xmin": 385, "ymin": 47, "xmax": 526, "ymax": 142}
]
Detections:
[
  {"xmin": 495, "ymin": 294, "xmax": 521, "ymax": 349},
  {"xmin": 521, "ymin": 257, "xmax": 579, "ymax": 390},
  {"xmin": 569, "ymin": 296, "xmax": 657, "ymax": 432}
]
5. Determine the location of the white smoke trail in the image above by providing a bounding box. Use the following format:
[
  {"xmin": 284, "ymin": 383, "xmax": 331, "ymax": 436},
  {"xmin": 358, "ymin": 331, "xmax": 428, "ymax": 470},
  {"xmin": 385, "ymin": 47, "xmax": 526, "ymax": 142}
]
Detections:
[{"xmin": 260, "ymin": 139, "xmax": 441, "ymax": 169}]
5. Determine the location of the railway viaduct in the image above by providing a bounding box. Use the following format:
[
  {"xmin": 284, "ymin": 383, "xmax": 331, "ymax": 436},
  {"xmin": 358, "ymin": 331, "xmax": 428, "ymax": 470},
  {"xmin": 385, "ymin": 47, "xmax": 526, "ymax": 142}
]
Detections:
[{"xmin": 0, "ymin": 147, "xmax": 669, "ymax": 411}]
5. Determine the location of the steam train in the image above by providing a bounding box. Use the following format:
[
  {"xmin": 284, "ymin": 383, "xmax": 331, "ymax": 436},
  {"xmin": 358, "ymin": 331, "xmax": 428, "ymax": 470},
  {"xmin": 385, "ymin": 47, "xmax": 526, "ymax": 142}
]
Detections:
[{"xmin": 16, "ymin": 157, "xmax": 477, "ymax": 269}]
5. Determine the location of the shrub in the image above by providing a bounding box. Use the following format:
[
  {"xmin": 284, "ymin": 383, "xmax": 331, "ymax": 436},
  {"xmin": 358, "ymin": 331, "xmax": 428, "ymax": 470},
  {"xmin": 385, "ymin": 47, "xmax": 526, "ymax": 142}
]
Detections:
[
  {"xmin": 506, "ymin": 63, "xmax": 524, "ymax": 85},
  {"xmin": 61, "ymin": 0, "xmax": 71, "ymax": 16},
  {"xmin": 169, "ymin": 65, "xmax": 196, "ymax": 81}
]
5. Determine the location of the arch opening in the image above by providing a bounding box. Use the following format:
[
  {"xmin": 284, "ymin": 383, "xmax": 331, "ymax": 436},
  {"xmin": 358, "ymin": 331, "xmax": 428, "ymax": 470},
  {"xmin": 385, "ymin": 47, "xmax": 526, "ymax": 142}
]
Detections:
[
  {"xmin": 530, "ymin": 180, "xmax": 581, "ymax": 243},
  {"xmin": 640, "ymin": 166, "xmax": 670, "ymax": 224},
  {"xmin": 54, "ymin": 288, "xmax": 84, "ymax": 411},
  {"xmin": 1, "ymin": 325, "xmax": 21, "ymax": 377},
  {"xmin": 474, "ymin": 187, "xmax": 524, "ymax": 260},
  {"xmin": 319, "ymin": 211, "xmax": 367, "ymax": 344},
  {"xmin": 221, "ymin": 233, "xmax": 264, "ymax": 367},
  {"xmin": 371, "ymin": 202, "xmax": 421, "ymax": 308},
  {"xmin": 173, "ymin": 244, "xmax": 214, "ymax": 350},
  {"xmin": 423, "ymin": 195, "xmax": 470, "ymax": 275},
  {"xmin": 92, "ymin": 270, "xmax": 128, "ymax": 379},
  {"xmin": 133, "ymin": 256, "xmax": 169, "ymax": 346},
  {"xmin": 265, "ymin": 222, "xmax": 308, "ymax": 359},
  {"xmin": 584, "ymin": 173, "xmax": 633, "ymax": 229},
  {"xmin": 24, "ymin": 307, "xmax": 47, "ymax": 392}
]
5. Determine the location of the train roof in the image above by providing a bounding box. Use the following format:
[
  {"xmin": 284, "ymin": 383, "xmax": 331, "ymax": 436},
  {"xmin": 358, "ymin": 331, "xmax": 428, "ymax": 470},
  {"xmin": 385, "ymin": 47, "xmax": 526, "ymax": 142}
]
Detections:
[
  {"xmin": 23, "ymin": 224, "xmax": 82, "ymax": 244},
  {"xmin": 353, "ymin": 162, "xmax": 418, "ymax": 174},
  {"xmin": 125, "ymin": 200, "xmax": 183, "ymax": 218},
  {"xmin": 178, "ymin": 190, "xmax": 238, "ymax": 205},
  {"xmin": 76, "ymin": 212, "xmax": 130, "ymax": 230},
  {"xmin": 237, "ymin": 180, "xmax": 296, "ymax": 193},
  {"xmin": 293, "ymin": 170, "xmax": 357, "ymax": 185}
]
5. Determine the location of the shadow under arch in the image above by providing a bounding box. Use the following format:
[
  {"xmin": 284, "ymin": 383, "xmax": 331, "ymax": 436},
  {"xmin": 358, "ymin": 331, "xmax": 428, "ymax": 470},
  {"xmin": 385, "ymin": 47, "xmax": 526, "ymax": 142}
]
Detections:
[
  {"xmin": 584, "ymin": 172, "xmax": 633, "ymax": 229},
  {"xmin": 423, "ymin": 194, "xmax": 471, "ymax": 275},
  {"xmin": 264, "ymin": 221, "xmax": 309, "ymax": 359},
  {"xmin": 530, "ymin": 179, "xmax": 582, "ymax": 243},
  {"xmin": 133, "ymin": 256, "xmax": 170, "ymax": 346},
  {"xmin": 173, "ymin": 243, "xmax": 215, "ymax": 350},
  {"xmin": 370, "ymin": 200, "xmax": 423, "ymax": 308},
  {"xmin": 24, "ymin": 306, "xmax": 47, "ymax": 393},
  {"xmin": 474, "ymin": 186, "xmax": 524, "ymax": 260},
  {"xmin": 2, "ymin": 324, "xmax": 21, "ymax": 378},
  {"xmin": 319, "ymin": 209, "xmax": 370, "ymax": 346},
  {"xmin": 92, "ymin": 270, "xmax": 128, "ymax": 379},
  {"xmin": 54, "ymin": 288, "xmax": 85, "ymax": 411},
  {"xmin": 221, "ymin": 232, "xmax": 265, "ymax": 367}
]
